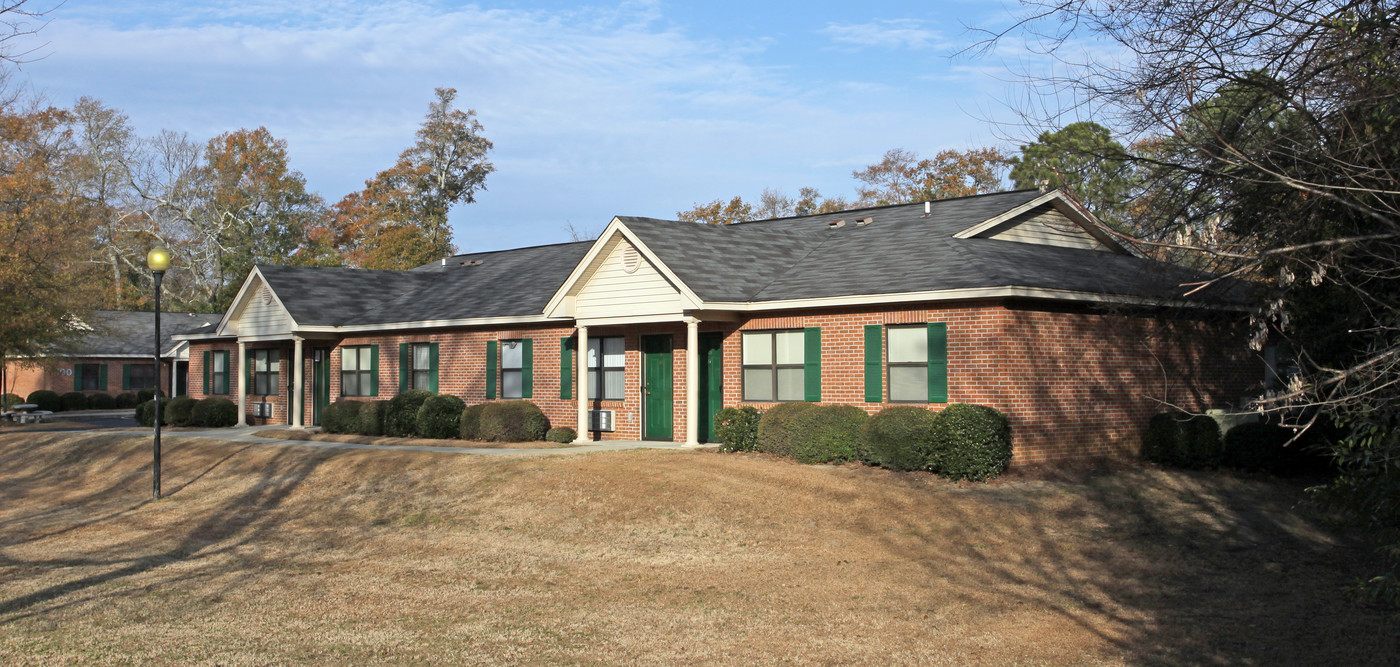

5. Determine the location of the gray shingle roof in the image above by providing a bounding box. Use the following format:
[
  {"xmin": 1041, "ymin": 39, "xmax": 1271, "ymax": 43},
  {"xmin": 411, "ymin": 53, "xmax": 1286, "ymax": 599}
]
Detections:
[{"xmin": 76, "ymin": 310, "xmax": 226, "ymax": 356}]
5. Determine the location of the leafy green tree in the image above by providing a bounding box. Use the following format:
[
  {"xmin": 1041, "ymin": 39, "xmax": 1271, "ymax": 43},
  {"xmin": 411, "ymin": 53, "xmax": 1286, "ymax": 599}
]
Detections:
[{"xmin": 1008, "ymin": 122, "xmax": 1137, "ymax": 232}]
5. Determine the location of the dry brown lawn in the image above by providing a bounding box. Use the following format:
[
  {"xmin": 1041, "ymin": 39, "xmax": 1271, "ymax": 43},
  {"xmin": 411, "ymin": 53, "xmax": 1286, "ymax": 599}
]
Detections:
[
  {"xmin": 254, "ymin": 429, "xmax": 575, "ymax": 449},
  {"xmin": 0, "ymin": 431, "xmax": 1393, "ymax": 665}
]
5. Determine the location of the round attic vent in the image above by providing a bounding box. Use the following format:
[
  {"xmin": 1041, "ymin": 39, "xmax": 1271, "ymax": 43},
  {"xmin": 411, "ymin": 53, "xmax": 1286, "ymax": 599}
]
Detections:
[
  {"xmin": 621, "ymin": 246, "xmax": 641, "ymax": 274},
  {"xmin": 261, "ymin": 287, "xmax": 273, "ymax": 305}
]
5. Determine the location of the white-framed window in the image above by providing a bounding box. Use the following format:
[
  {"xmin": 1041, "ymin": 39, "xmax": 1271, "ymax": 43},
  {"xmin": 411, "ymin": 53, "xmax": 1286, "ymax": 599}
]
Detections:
[
  {"xmin": 409, "ymin": 343, "xmax": 432, "ymax": 391},
  {"xmin": 211, "ymin": 351, "xmax": 229, "ymax": 395},
  {"xmin": 501, "ymin": 340, "xmax": 523, "ymax": 399},
  {"xmin": 742, "ymin": 330, "xmax": 805, "ymax": 402},
  {"xmin": 587, "ymin": 336, "xmax": 625, "ymax": 401},
  {"xmin": 341, "ymin": 346, "xmax": 374, "ymax": 396},
  {"xmin": 252, "ymin": 349, "xmax": 280, "ymax": 395},
  {"xmin": 886, "ymin": 326, "xmax": 928, "ymax": 402},
  {"xmin": 128, "ymin": 363, "xmax": 158, "ymax": 391}
]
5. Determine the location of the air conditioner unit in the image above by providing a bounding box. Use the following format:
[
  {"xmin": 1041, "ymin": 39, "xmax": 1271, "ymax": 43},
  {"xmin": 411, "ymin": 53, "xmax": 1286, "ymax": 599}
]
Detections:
[{"xmin": 589, "ymin": 409, "xmax": 614, "ymax": 432}]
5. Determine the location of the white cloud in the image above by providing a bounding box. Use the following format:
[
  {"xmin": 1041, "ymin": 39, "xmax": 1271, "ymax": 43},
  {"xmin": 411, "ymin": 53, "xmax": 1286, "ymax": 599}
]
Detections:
[{"xmin": 820, "ymin": 18, "xmax": 944, "ymax": 50}]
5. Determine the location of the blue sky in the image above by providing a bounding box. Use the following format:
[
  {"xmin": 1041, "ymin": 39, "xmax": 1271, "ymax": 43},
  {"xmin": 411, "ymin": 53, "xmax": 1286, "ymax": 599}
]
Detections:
[{"xmin": 17, "ymin": 0, "xmax": 1054, "ymax": 253}]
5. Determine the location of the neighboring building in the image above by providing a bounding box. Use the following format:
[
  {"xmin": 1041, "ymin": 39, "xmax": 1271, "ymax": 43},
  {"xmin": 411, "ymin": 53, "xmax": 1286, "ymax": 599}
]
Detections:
[
  {"xmin": 176, "ymin": 190, "xmax": 1263, "ymax": 464},
  {"xmin": 4, "ymin": 311, "xmax": 225, "ymax": 400}
]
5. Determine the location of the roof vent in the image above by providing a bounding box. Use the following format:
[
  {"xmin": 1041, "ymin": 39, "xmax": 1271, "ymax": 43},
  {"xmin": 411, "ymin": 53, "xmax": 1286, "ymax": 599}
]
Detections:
[
  {"xmin": 460, "ymin": 259, "xmax": 483, "ymax": 267},
  {"xmin": 828, "ymin": 219, "xmax": 846, "ymax": 229},
  {"xmin": 855, "ymin": 217, "xmax": 873, "ymax": 226},
  {"xmin": 923, "ymin": 201, "xmax": 931, "ymax": 217},
  {"xmin": 621, "ymin": 246, "xmax": 641, "ymax": 273},
  {"xmin": 440, "ymin": 258, "xmax": 446, "ymax": 266}
]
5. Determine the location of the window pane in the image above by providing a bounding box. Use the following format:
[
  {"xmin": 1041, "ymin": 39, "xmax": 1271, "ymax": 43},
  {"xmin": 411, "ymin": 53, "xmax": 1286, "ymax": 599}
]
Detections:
[
  {"xmin": 602, "ymin": 337, "xmax": 625, "ymax": 366},
  {"xmin": 359, "ymin": 347, "xmax": 372, "ymax": 371},
  {"xmin": 603, "ymin": 369, "xmax": 624, "ymax": 400},
  {"xmin": 413, "ymin": 343, "xmax": 430, "ymax": 370},
  {"xmin": 742, "ymin": 332, "xmax": 772, "ymax": 365},
  {"xmin": 414, "ymin": 370, "xmax": 430, "ymax": 391},
  {"xmin": 587, "ymin": 339, "xmax": 601, "ymax": 369},
  {"xmin": 890, "ymin": 365, "xmax": 927, "ymax": 402},
  {"xmin": 342, "ymin": 347, "xmax": 359, "ymax": 371},
  {"xmin": 743, "ymin": 368, "xmax": 773, "ymax": 402},
  {"xmin": 502, "ymin": 369, "xmax": 522, "ymax": 399},
  {"xmin": 888, "ymin": 326, "xmax": 927, "ymax": 363},
  {"xmin": 777, "ymin": 367, "xmax": 805, "ymax": 401},
  {"xmin": 775, "ymin": 331, "xmax": 805, "ymax": 365},
  {"xmin": 269, "ymin": 353, "xmax": 280, "ymax": 374},
  {"xmin": 214, "ymin": 353, "xmax": 226, "ymax": 372},
  {"xmin": 501, "ymin": 340, "xmax": 522, "ymax": 369},
  {"xmin": 343, "ymin": 373, "xmax": 359, "ymax": 397}
]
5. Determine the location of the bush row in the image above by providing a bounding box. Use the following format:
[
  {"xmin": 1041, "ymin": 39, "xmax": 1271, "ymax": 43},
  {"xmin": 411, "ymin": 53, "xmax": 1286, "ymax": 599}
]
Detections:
[
  {"xmin": 15, "ymin": 390, "xmax": 151, "ymax": 412},
  {"xmin": 1142, "ymin": 410, "xmax": 1331, "ymax": 475},
  {"xmin": 321, "ymin": 396, "xmax": 552, "ymax": 443},
  {"xmin": 135, "ymin": 396, "xmax": 237, "ymax": 427},
  {"xmin": 714, "ymin": 403, "xmax": 1014, "ymax": 481}
]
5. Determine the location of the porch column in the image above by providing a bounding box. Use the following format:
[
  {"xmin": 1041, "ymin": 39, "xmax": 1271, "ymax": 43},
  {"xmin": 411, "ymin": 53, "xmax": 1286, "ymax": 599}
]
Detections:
[
  {"xmin": 684, "ymin": 317, "xmax": 700, "ymax": 446},
  {"xmin": 236, "ymin": 341, "xmax": 247, "ymax": 426},
  {"xmin": 292, "ymin": 337, "xmax": 304, "ymax": 429},
  {"xmin": 575, "ymin": 325, "xmax": 591, "ymax": 443}
]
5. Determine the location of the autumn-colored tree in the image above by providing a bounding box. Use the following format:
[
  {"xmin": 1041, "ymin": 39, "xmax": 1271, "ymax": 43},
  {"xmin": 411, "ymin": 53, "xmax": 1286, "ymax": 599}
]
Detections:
[
  {"xmin": 853, "ymin": 147, "xmax": 1008, "ymax": 206},
  {"xmin": 676, "ymin": 195, "xmax": 754, "ymax": 225},
  {"xmin": 677, "ymin": 187, "xmax": 851, "ymax": 224}
]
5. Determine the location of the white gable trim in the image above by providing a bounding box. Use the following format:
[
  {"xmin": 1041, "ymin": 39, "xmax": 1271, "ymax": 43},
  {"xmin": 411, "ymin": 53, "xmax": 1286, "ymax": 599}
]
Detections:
[
  {"xmin": 543, "ymin": 218, "xmax": 703, "ymax": 318},
  {"xmin": 954, "ymin": 190, "xmax": 1139, "ymax": 256},
  {"xmin": 215, "ymin": 266, "xmax": 300, "ymax": 337}
]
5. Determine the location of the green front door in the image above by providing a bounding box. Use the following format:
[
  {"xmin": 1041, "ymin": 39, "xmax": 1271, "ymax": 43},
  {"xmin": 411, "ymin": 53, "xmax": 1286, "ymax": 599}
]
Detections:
[
  {"xmin": 642, "ymin": 335, "xmax": 674, "ymax": 440},
  {"xmin": 312, "ymin": 348, "xmax": 331, "ymax": 426},
  {"xmin": 697, "ymin": 332, "xmax": 724, "ymax": 442}
]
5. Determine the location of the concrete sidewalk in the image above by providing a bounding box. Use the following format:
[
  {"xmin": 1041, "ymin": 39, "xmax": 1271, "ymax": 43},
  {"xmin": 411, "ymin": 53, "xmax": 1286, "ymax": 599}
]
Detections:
[{"xmin": 159, "ymin": 425, "xmax": 708, "ymax": 456}]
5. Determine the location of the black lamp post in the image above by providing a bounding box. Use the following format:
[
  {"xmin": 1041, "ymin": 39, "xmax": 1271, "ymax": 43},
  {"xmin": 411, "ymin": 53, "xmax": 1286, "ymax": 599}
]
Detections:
[{"xmin": 147, "ymin": 246, "xmax": 171, "ymax": 500}]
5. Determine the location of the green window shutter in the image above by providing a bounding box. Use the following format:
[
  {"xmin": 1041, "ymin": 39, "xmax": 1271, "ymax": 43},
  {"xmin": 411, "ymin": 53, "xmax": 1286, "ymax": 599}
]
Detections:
[
  {"xmin": 99, "ymin": 364, "xmax": 108, "ymax": 391},
  {"xmin": 428, "ymin": 342, "xmax": 440, "ymax": 393},
  {"xmin": 928, "ymin": 322, "xmax": 948, "ymax": 403},
  {"xmin": 73, "ymin": 364, "xmax": 82, "ymax": 391},
  {"xmin": 803, "ymin": 327, "xmax": 822, "ymax": 402},
  {"xmin": 248, "ymin": 353, "xmax": 256, "ymax": 395},
  {"xmin": 521, "ymin": 338, "xmax": 533, "ymax": 399},
  {"xmin": 203, "ymin": 352, "xmax": 211, "ymax": 396},
  {"xmin": 398, "ymin": 343, "xmax": 409, "ymax": 393},
  {"xmin": 219, "ymin": 351, "xmax": 230, "ymax": 394},
  {"xmin": 485, "ymin": 341, "xmax": 497, "ymax": 399},
  {"xmin": 864, "ymin": 325, "xmax": 883, "ymax": 403},
  {"xmin": 560, "ymin": 337, "xmax": 574, "ymax": 399},
  {"xmin": 369, "ymin": 344, "xmax": 380, "ymax": 397},
  {"xmin": 122, "ymin": 364, "xmax": 131, "ymax": 390}
]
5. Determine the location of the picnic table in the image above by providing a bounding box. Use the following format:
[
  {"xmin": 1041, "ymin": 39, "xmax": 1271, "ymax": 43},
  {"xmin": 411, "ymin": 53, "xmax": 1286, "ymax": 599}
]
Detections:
[{"xmin": 2, "ymin": 403, "xmax": 51, "ymax": 424}]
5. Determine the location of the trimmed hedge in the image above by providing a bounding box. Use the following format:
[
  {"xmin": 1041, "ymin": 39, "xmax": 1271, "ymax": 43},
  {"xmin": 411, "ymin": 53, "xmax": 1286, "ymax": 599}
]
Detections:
[
  {"xmin": 26, "ymin": 390, "xmax": 60, "ymax": 412},
  {"xmin": 86, "ymin": 393, "xmax": 117, "ymax": 410},
  {"xmin": 788, "ymin": 404, "xmax": 868, "ymax": 464},
  {"xmin": 357, "ymin": 400, "xmax": 390, "ymax": 436},
  {"xmin": 418, "ymin": 394, "xmax": 466, "ymax": 439},
  {"xmin": 135, "ymin": 399, "xmax": 165, "ymax": 426},
  {"xmin": 114, "ymin": 392, "xmax": 139, "ymax": 409},
  {"xmin": 191, "ymin": 397, "xmax": 237, "ymax": 427},
  {"xmin": 1142, "ymin": 411, "xmax": 1223, "ymax": 469},
  {"xmin": 547, "ymin": 427, "xmax": 577, "ymax": 443},
  {"xmin": 714, "ymin": 406, "xmax": 762, "ymax": 452},
  {"xmin": 860, "ymin": 406, "xmax": 939, "ymax": 471},
  {"xmin": 60, "ymin": 391, "xmax": 87, "ymax": 412},
  {"xmin": 757, "ymin": 402, "xmax": 816, "ymax": 458},
  {"xmin": 320, "ymin": 400, "xmax": 360, "ymax": 434},
  {"xmin": 164, "ymin": 396, "xmax": 198, "ymax": 426},
  {"xmin": 136, "ymin": 388, "xmax": 162, "ymax": 403},
  {"xmin": 459, "ymin": 403, "xmax": 486, "ymax": 440},
  {"xmin": 1, "ymin": 393, "xmax": 22, "ymax": 410},
  {"xmin": 929, "ymin": 404, "xmax": 1012, "ymax": 481},
  {"xmin": 478, "ymin": 400, "xmax": 550, "ymax": 442},
  {"xmin": 385, "ymin": 390, "xmax": 433, "ymax": 437}
]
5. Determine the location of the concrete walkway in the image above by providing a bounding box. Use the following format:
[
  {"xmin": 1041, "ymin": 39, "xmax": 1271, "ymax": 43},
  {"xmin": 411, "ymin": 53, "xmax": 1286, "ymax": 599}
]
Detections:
[{"xmin": 158, "ymin": 425, "xmax": 707, "ymax": 456}]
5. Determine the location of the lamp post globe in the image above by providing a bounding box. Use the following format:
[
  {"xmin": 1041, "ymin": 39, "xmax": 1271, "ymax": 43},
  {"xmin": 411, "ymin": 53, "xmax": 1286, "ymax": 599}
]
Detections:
[
  {"xmin": 147, "ymin": 246, "xmax": 171, "ymax": 272},
  {"xmin": 148, "ymin": 246, "xmax": 170, "ymax": 500}
]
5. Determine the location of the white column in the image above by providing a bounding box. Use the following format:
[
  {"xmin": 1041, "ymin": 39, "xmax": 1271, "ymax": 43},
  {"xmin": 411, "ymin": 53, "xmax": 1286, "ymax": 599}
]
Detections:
[
  {"xmin": 575, "ymin": 325, "xmax": 591, "ymax": 443},
  {"xmin": 236, "ymin": 341, "xmax": 247, "ymax": 426},
  {"xmin": 292, "ymin": 337, "xmax": 305, "ymax": 428},
  {"xmin": 685, "ymin": 317, "xmax": 700, "ymax": 446}
]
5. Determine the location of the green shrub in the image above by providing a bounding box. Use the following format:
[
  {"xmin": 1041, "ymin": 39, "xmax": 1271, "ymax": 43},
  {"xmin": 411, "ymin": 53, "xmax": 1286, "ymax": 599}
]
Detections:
[
  {"xmin": 713, "ymin": 406, "xmax": 762, "ymax": 452},
  {"xmin": 58, "ymin": 391, "xmax": 86, "ymax": 411},
  {"xmin": 1, "ymin": 393, "xmax": 22, "ymax": 410},
  {"xmin": 357, "ymin": 400, "xmax": 390, "ymax": 436},
  {"xmin": 547, "ymin": 427, "xmax": 577, "ymax": 443},
  {"xmin": 478, "ymin": 400, "xmax": 550, "ymax": 442},
  {"xmin": 164, "ymin": 396, "xmax": 198, "ymax": 426},
  {"xmin": 85, "ymin": 393, "xmax": 117, "ymax": 410},
  {"xmin": 135, "ymin": 399, "xmax": 165, "ymax": 426},
  {"xmin": 136, "ymin": 388, "xmax": 163, "ymax": 403},
  {"xmin": 26, "ymin": 390, "xmax": 60, "ymax": 412},
  {"xmin": 757, "ymin": 402, "xmax": 816, "ymax": 458},
  {"xmin": 1142, "ymin": 411, "xmax": 1223, "ymax": 469},
  {"xmin": 114, "ymin": 392, "xmax": 139, "ymax": 409},
  {"xmin": 786, "ymin": 404, "xmax": 868, "ymax": 464},
  {"xmin": 860, "ymin": 406, "xmax": 939, "ymax": 471},
  {"xmin": 417, "ymin": 394, "xmax": 466, "ymax": 439},
  {"xmin": 191, "ymin": 397, "xmax": 238, "ymax": 427},
  {"xmin": 385, "ymin": 389, "xmax": 433, "ymax": 437},
  {"xmin": 460, "ymin": 403, "xmax": 486, "ymax": 440},
  {"xmin": 320, "ymin": 400, "xmax": 359, "ymax": 434},
  {"xmin": 929, "ymin": 404, "xmax": 1013, "ymax": 481}
]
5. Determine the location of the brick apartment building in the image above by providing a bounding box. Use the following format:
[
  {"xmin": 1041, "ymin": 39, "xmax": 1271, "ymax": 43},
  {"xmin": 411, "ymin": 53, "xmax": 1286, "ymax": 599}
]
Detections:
[{"xmin": 176, "ymin": 189, "xmax": 1264, "ymax": 464}]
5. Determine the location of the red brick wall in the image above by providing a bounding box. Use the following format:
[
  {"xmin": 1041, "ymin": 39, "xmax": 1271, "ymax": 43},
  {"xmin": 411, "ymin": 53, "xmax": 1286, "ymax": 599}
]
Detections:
[{"xmin": 4, "ymin": 358, "xmax": 177, "ymax": 399}]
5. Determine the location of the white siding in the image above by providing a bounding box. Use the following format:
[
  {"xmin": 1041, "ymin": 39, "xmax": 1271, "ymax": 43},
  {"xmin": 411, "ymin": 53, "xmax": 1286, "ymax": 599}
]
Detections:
[
  {"xmin": 229, "ymin": 279, "xmax": 293, "ymax": 336},
  {"xmin": 989, "ymin": 205, "xmax": 1110, "ymax": 251},
  {"xmin": 574, "ymin": 239, "xmax": 685, "ymax": 318}
]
